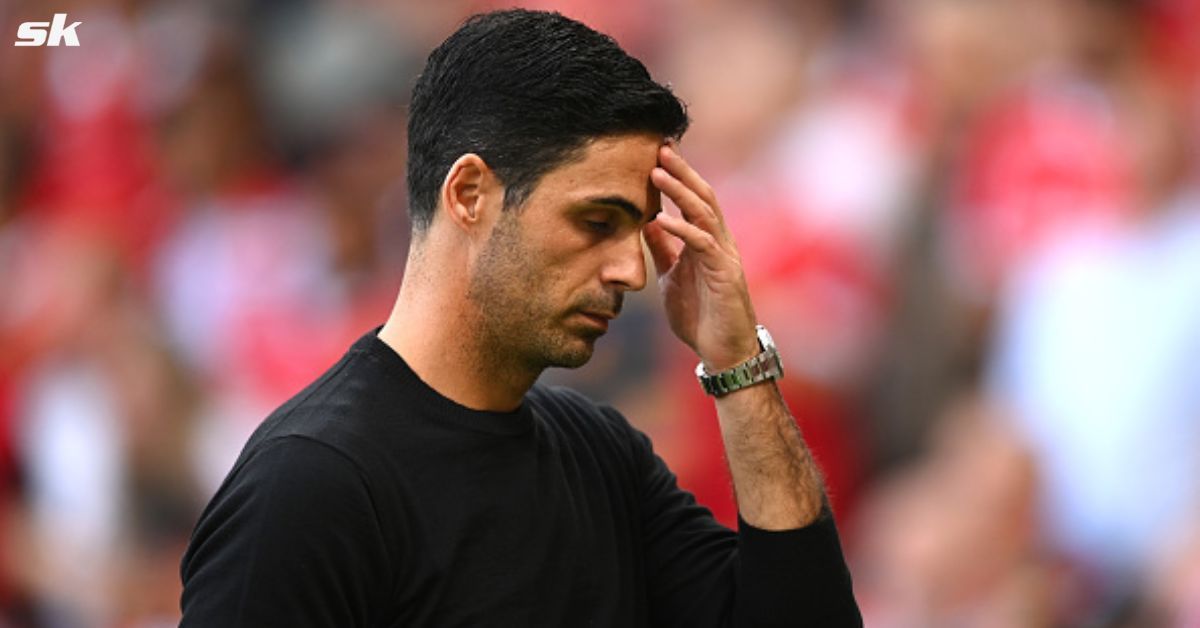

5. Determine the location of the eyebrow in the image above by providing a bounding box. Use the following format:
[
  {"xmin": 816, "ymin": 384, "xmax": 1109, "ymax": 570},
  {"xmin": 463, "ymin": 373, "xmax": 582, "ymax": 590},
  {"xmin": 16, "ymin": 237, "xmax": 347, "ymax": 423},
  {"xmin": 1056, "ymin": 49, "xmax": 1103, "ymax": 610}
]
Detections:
[{"xmin": 585, "ymin": 196, "xmax": 645, "ymax": 223}]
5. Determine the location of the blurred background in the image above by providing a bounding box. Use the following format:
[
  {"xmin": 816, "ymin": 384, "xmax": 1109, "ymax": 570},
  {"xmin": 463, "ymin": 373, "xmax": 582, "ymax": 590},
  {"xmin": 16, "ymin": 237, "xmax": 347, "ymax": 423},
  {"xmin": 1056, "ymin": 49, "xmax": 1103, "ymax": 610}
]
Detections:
[{"xmin": 1, "ymin": 0, "xmax": 1199, "ymax": 625}]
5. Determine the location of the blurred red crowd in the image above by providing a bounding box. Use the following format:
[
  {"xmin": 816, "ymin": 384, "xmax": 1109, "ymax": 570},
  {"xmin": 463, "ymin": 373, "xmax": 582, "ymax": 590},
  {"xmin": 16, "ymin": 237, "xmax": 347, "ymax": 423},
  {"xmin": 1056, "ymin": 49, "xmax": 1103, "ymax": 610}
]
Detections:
[{"xmin": 1, "ymin": 0, "xmax": 1199, "ymax": 626}]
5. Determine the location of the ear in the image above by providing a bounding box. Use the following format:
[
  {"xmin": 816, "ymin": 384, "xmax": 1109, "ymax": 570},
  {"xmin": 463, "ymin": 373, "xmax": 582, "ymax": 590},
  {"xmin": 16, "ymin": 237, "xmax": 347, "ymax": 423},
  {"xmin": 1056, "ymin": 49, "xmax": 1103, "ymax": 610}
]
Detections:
[{"xmin": 439, "ymin": 153, "xmax": 500, "ymax": 234}]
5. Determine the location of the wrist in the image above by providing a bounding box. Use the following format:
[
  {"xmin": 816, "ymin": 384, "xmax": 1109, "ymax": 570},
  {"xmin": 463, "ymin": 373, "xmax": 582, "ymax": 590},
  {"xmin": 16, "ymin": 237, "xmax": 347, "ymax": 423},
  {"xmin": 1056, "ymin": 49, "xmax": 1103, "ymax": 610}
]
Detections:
[
  {"xmin": 699, "ymin": 329, "xmax": 761, "ymax": 372},
  {"xmin": 696, "ymin": 325, "xmax": 784, "ymax": 398}
]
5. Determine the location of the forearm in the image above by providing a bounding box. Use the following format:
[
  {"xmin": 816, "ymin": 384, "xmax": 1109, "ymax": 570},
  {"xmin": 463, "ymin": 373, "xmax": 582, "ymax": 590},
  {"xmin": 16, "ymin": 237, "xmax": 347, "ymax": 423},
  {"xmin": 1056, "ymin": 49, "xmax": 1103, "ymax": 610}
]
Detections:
[
  {"xmin": 647, "ymin": 143, "xmax": 859, "ymax": 623},
  {"xmin": 713, "ymin": 379, "xmax": 825, "ymax": 530}
]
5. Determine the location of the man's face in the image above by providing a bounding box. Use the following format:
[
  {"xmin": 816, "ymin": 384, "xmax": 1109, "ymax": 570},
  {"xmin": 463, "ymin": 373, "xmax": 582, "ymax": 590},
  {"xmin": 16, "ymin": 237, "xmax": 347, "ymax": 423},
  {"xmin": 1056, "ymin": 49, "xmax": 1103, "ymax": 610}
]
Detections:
[{"xmin": 467, "ymin": 133, "xmax": 663, "ymax": 371}]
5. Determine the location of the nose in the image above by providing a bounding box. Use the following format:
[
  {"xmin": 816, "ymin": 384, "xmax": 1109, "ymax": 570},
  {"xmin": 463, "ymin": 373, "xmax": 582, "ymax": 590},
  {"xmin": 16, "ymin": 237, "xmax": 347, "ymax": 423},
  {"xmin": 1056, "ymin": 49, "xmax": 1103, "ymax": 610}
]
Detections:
[{"xmin": 600, "ymin": 232, "xmax": 648, "ymax": 293}]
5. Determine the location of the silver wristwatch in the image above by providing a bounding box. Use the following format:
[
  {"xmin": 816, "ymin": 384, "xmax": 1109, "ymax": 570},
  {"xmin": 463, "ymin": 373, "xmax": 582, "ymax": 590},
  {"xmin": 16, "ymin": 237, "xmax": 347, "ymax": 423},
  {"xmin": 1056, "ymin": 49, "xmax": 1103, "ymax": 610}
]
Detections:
[{"xmin": 695, "ymin": 325, "xmax": 784, "ymax": 397}]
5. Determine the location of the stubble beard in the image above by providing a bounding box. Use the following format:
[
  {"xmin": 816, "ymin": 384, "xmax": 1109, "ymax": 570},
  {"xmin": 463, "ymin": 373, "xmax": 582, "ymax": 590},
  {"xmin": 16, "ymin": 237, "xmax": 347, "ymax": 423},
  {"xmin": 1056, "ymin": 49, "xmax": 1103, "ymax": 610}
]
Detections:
[{"xmin": 466, "ymin": 212, "xmax": 599, "ymax": 375}]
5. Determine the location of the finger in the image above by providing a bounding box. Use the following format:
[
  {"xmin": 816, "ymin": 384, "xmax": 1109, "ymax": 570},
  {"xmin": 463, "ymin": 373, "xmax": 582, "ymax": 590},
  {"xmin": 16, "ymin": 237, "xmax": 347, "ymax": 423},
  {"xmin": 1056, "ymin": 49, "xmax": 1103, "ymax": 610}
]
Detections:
[
  {"xmin": 653, "ymin": 212, "xmax": 723, "ymax": 265},
  {"xmin": 658, "ymin": 145, "xmax": 725, "ymax": 224},
  {"xmin": 642, "ymin": 219, "xmax": 680, "ymax": 277},
  {"xmin": 651, "ymin": 166, "xmax": 722, "ymax": 236}
]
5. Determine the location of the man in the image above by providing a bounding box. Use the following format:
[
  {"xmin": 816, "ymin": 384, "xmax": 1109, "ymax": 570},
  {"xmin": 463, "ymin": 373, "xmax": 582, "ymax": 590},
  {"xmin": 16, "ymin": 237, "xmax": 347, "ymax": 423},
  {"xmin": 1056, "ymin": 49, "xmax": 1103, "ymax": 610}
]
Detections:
[{"xmin": 180, "ymin": 9, "xmax": 861, "ymax": 627}]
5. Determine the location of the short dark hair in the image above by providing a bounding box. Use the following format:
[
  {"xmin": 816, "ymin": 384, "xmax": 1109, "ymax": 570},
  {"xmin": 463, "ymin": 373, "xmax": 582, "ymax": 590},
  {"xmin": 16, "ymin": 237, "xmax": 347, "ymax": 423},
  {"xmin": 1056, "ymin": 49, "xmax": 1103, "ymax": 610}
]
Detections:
[{"xmin": 406, "ymin": 9, "xmax": 689, "ymax": 231}]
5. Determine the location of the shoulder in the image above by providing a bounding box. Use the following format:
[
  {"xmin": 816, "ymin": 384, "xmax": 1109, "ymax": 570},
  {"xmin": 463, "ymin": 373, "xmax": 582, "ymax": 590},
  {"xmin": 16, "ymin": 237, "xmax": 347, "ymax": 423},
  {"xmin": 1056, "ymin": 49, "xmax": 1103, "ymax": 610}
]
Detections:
[
  {"xmin": 217, "ymin": 434, "xmax": 378, "ymax": 518},
  {"xmin": 239, "ymin": 433, "xmax": 362, "ymax": 474},
  {"xmin": 181, "ymin": 434, "xmax": 394, "ymax": 625},
  {"xmin": 185, "ymin": 434, "xmax": 385, "ymax": 560},
  {"xmin": 234, "ymin": 347, "xmax": 399, "ymax": 478}
]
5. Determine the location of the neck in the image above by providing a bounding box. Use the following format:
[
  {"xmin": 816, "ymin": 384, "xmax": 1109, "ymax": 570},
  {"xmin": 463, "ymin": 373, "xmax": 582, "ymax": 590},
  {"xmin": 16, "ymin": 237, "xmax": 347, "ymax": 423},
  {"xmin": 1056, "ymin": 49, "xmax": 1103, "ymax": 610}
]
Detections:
[{"xmin": 378, "ymin": 247, "xmax": 538, "ymax": 412}]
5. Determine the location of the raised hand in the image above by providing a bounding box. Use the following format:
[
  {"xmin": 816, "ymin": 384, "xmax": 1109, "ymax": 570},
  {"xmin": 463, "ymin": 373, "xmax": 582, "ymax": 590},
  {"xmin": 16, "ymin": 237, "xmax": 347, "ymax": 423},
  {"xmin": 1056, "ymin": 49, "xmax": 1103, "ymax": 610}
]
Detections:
[{"xmin": 644, "ymin": 144, "xmax": 759, "ymax": 371}]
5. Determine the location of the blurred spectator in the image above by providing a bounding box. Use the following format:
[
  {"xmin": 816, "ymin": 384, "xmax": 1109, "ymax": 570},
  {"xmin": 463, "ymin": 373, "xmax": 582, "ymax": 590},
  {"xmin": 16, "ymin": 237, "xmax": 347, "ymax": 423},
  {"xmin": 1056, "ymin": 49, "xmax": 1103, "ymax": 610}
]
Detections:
[
  {"xmin": 988, "ymin": 160, "xmax": 1200, "ymax": 617},
  {"xmin": 985, "ymin": 0, "xmax": 1200, "ymax": 620},
  {"xmin": 152, "ymin": 16, "xmax": 408, "ymax": 496},
  {"xmin": 852, "ymin": 395, "xmax": 1046, "ymax": 627},
  {"xmin": 6, "ymin": 233, "xmax": 200, "ymax": 627}
]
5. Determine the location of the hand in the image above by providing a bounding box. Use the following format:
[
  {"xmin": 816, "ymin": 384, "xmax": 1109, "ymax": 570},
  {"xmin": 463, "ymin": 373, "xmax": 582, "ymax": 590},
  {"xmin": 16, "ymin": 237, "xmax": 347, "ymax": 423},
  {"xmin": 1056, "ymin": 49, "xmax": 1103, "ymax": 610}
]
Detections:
[{"xmin": 644, "ymin": 145, "xmax": 759, "ymax": 371}]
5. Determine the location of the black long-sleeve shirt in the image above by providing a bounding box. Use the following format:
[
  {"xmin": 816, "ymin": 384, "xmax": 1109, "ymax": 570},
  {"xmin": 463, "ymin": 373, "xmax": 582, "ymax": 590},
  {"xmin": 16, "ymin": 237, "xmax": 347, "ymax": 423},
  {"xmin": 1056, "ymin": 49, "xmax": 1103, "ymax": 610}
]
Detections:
[{"xmin": 180, "ymin": 330, "xmax": 861, "ymax": 627}]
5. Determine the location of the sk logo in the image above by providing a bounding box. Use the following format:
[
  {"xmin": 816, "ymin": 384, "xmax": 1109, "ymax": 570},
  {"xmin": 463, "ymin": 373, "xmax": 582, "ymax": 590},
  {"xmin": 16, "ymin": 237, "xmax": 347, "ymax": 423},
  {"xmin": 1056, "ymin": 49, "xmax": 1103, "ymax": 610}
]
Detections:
[{"xmin": 14, "ymin": 14, "xmax": 82, "ymax": 47}]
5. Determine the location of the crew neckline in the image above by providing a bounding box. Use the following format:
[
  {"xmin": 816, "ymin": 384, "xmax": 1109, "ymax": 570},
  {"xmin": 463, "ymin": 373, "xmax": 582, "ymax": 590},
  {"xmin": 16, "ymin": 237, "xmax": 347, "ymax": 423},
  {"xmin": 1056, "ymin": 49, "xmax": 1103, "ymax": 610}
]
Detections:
[{"xmin": 352, "ymin": 327, "xmax": 535, "ymax": 436}]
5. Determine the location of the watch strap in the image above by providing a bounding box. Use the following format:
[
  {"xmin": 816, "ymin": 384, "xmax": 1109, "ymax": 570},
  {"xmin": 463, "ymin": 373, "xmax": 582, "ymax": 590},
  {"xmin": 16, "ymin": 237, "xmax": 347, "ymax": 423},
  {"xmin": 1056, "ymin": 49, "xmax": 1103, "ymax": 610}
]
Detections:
[{"xmin": 695, "ymin": 325, "xmax": 784, "ymax": 397}]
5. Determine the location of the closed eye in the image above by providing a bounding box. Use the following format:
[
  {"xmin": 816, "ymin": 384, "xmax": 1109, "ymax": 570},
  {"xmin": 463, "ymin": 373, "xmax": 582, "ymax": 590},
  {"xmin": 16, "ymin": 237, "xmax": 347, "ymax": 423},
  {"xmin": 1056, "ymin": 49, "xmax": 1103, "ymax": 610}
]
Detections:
[{"xmin": 583, "ymin": 220, "xmax": 616, "ymax": 235}]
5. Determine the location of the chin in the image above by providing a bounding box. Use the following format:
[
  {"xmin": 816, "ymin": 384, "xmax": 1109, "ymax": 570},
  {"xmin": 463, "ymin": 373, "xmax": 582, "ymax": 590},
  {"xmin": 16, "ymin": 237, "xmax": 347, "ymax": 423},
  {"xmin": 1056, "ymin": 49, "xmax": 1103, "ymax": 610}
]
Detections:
[{"xmin": 543, "ymin": 334, "xmax": 598, "ymax": 369}]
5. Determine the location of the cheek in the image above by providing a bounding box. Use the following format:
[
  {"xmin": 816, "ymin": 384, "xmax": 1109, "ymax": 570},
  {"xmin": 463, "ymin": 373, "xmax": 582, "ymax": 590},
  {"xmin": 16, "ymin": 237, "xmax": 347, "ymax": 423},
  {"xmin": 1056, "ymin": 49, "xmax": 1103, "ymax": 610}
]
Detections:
[
  {"xmin": 523, "ymin": 232, "xmax": 587, "ymax": 284},
  {"xmin": 504, "ymin": 239, "xmax": 571, "ymax": 313},
  {"xmin": 514, "ymin": 225, "xmax": 610, "ymax": 307},
  {"xmin": 548, "ymin": 249, "xmax": 605, "ymax": 294}
]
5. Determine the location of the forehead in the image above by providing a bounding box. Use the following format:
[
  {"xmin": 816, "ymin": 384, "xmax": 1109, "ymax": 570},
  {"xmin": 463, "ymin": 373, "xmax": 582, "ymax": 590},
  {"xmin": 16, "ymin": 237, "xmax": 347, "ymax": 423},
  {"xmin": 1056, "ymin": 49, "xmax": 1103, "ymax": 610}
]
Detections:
[{"xmin": 529, "ymin": 133, "xmax": 664, "ymax": 214}]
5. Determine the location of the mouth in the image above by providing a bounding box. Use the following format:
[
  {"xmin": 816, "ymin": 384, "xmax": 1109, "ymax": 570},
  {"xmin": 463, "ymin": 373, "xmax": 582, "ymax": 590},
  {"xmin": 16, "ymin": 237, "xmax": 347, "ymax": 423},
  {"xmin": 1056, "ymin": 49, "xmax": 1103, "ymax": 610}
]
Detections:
[{"xmin": 576, "ymin": 311, "xmax": 614, "ymax": 332}]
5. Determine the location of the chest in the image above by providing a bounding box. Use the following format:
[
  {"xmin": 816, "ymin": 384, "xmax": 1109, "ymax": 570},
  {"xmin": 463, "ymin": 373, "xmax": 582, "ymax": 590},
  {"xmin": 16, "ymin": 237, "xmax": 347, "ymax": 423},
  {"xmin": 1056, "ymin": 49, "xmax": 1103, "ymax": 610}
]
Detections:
[{"xmin": 375, "ymin": 425, "xmax": 648, "ymax": 627}]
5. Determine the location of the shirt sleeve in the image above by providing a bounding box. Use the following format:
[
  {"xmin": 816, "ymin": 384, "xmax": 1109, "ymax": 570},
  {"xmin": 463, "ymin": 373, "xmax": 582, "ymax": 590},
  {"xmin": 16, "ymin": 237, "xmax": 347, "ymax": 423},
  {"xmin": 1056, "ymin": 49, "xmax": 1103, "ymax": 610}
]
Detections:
[
  {"xmin": 627, "ymin": 418, "xmax": 862, "ymax": 628},
  {"xmin": 180, "ymin": 436, "xmax": 391, "ymax": 628}
]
